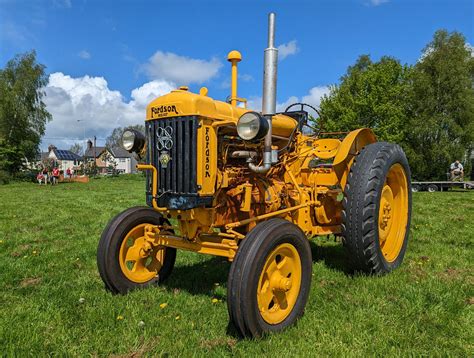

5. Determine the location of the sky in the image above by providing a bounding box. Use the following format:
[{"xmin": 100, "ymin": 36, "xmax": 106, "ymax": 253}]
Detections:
[{"xmin": 1, "ymin": 0, "xmax": 473, "ymax": 151}]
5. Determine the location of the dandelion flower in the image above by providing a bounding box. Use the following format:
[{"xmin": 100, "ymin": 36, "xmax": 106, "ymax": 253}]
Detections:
[
  {"xmin": 116, "ymin": 315, "xmax": 124, "ymax": 320},
  {"xmin": 160, "ymin": 303, "xmax": 168, "ymax": 309},
  {"xmin": 211, "ymin": 298, "xmax": 219, "ymax": 303}
]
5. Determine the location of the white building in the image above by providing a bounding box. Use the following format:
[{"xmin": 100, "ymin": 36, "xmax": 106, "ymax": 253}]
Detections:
[
  {"xmin": 48, "ymin": 148, "xmax": 83, "ymax": 171},
  {"xmin": 84, "ymin": 141, "xmax": 137, "ymax": 174},
  {"xmin": 104, "ymin": 147, "xmax": 138, "ymax": 174}
]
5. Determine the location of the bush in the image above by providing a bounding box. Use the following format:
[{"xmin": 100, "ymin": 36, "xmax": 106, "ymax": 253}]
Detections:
[
  {"xmin": 14, "ymin": 171, "xmax": 36, "ymax": 183},
  {"xmin": 0, "ymin": 170, "xmax": 11, "ymax": 184}
]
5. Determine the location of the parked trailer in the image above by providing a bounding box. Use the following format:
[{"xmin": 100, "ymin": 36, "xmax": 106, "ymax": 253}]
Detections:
[{"xmin": 411, "ymin": 181, "xmax": 474, "ymax": 192}]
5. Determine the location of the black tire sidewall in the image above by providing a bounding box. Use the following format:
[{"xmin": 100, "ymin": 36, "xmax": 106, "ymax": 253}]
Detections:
[
  {"xmin": 373, "ymin": 146, "xmax": 412, "ymax": 272},
  {"xmin": 230, "ymin": 219, "xmax": 312, "ymax": 337},
  {"xmin": 97, "ymin": 206, "xmax": 176, "ymax": 294}
]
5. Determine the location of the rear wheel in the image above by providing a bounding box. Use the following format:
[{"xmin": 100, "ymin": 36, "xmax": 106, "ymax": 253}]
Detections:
[
  {"xmin": 227, "ymin": 218, "xmax": 312, "ymax": 338},
  {"xmin": 411, "ymin": 184, "xmax": 421, "ymax": 192},
  {"xmin": 427, "ymin": 184, "xmax": 438, "ymax": 192},
  {"xmin": 97, "ymin": 207, "xmax": 176, "ymax": 294},
  {"xmin": 342, "ymin": 142, "xmax": 411, "ymax": 274}
]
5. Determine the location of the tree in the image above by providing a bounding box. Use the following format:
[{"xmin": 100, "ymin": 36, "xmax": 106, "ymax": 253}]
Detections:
[
  {"xmin": 404, "ymin": 30, "xmax": 474, "ymax": 180},
  {"xmin": 320, "ymin": 30, "xmax": 474, "ymax": 180},
  {"xmin": 69, "ymin": 143, "xmax": 83, "ymax": 156},
  {"xmin": 320, "ymin": 55, "xmax": 412, "ymax": 144},
  {"xmin": 106, "ymin": 124, "xmax": 145, "ymax": 149},
  {"xmin": 0, "ymin": 51, "xmax": 51, "ymax": 175}
]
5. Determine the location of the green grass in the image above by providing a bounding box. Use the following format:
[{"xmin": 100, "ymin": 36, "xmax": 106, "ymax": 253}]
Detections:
[{"xmin": 0, "ymin": 176, "xmax": 473, "ymax": 356}]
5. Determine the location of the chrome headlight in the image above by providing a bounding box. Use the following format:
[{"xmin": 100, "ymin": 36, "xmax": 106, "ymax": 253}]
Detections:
[
  {"xmin": 236, "ymin": 112, "xmax": 269, "ymax": 141},
  {"xmin": 121, "ymin": 129, "xmax": 146, "ymax": 153}
]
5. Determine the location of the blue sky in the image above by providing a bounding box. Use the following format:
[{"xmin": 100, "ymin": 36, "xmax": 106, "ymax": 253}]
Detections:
[{"xmin": 1, "ymin": 0, "xmax": 473, "ymax": 150}]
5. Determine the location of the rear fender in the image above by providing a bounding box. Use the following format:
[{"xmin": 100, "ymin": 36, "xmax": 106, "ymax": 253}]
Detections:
[{"xmin": 332, "ymin": 128, "xmax": 377, "ymax": 189}]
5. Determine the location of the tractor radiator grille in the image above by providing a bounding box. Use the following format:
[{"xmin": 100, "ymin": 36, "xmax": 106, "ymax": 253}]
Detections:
[{"xmin": 146, "ymin": 116, "xmax": 204, "ymax": 210}]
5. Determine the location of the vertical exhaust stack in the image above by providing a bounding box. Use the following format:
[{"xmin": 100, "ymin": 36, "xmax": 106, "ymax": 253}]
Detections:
[{"xmin": 249, "ymin": 12, "xmax": 278, "ymax": 174}]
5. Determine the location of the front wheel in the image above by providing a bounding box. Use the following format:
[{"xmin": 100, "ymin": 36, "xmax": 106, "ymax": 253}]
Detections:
[
  {"xmin": 227, "ymin": 218, "xmax": 312, "ymax": 338},
  {"xmin": 97, "ymin": 206, "xmax": 176, "ymax": 294},
  {"xmin": 342, "ymin": 142, "xmax": 412, "ymax": 274}
]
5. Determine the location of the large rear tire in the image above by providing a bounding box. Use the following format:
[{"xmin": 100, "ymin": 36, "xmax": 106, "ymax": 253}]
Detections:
[
  {"xmin": 342, "ymin": 142, "xmax": 411, "ymax": 274},
  {"xmin": 227, "ymin": 218, "xmax": 312, "ymax": 338},
  {"xmin": 97, "ymin": 206, "xmax": 176, "ymax": 294}
]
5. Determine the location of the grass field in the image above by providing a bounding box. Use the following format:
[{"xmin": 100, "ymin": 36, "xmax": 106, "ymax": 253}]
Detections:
[{"xmin": 0, "ymin": 175, "xmax": 472, "ymax": 356}]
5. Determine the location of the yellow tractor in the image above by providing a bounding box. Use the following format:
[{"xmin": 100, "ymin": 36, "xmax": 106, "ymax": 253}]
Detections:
[{"xmin": 97, "ymin": 13, "xmax": 412, "ymax": 337}]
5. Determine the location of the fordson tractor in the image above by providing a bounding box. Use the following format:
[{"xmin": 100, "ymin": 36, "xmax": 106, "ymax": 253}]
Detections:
[{"xmin": 97, "ymin": 13, "xmax": 412, "ymax": 337}]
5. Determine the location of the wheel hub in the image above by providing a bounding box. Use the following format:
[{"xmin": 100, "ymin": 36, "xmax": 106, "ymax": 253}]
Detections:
[
  {"xmin": 270, "ymin": 271, "xmax": 293, "ymax": 292},
  {"xmin": 378, "ymin": 164, "xmax": 409, "ymax": 262},
  {"xmin": 118, "ymin": 224, "xmax": 166, "ymax": 283},
  {"xmin": 257, "ymin": 243, "xmax": 302, "ymax": 324}
]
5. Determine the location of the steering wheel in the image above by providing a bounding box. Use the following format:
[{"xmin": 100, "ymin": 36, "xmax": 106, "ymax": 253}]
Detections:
[{"xmin": 284, "ymin": 102, "xmax": 323, "ymax": 134}]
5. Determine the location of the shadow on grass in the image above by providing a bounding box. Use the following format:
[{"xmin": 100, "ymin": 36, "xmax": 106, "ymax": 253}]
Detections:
[
  {"xmin": 162, "ymin": 241, "xmax": 352, "ymax": 339},
  {"xmin": 309, "ymin": 240, "xmax": 353, "ymax": 275},
  {"xmin": 164, "ymin": 240, "xmax": 352, "ymax": 299},
  {"xmin": 163, "ymin": 256, "xmax": 231, "ymax": 298}
]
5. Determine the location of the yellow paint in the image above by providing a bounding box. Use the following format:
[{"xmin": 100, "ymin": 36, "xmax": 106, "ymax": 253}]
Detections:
[
  {"xmin": 118, "ymin": 223, "xmax": 166, "ymax": 283},
  {"xmin": 378, "ymin": 163, "xmax": 409, "ymax": 262},
  {"xmin": 257, "ymin": 243, "xmax": 302, "ymax": 324},
  {"xmin": 147, "ymin": 230, "xmax": 239, "ymax": 259},
  {"xmin": 136, "ymin": 164, "xmax": 167, "ymax": 211},
  {"xmin": 197, "ymin": 120, "xmax": 218, "ymax": 196},
  {"xmin": 146, "ymin": 90, "xmax": 297, "ymax": 138},
  {"xmin": 332, "ymin": 128, "xmax": 377, "ymax": 188},
  {"xmin": 227, "ymin": 50, "xmax": 242, "ymax": 107}
]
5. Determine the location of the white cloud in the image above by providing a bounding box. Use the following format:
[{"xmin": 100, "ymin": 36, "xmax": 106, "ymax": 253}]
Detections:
[
  {"xmin": 368, "ymin": 0, "xmax": 389, "ymax": 6},
  {"xmin": 141, "ymin": 51, "xmax": 222, "ymax": 85},
  {"xmin": 301, "ymin": 86, "xmax": 331, "ymax": 108},
  {"xmin": 246, "ymin": 86, "xmax": 330, "ymax": 113},
  {"xmin": 42, "ymin": 72, "xmax": 175, "ymax": 150},
  {"xmin": 278, "ymin": 40, "xmax": 300, "ymax": 60},
  {"xmin": 78, "ymin": 50, "xmax": 91, "ymax": 60}
]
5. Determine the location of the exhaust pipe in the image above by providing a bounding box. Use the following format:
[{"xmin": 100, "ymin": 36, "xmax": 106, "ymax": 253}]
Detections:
[{"xmin": 249, "ymin": 12, "xmax": 278, "ymax": 174}]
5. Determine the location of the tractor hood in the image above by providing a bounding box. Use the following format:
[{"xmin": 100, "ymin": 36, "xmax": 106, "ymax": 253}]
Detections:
[{"xmin": 146, "ymin": 88, "xmax": 297, "ymax": 138}]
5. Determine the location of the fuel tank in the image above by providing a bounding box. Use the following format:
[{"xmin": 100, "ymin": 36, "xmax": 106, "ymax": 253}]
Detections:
[{"xmin": 146, "ymin": 88, "xmax": 297, "ymax": 138}]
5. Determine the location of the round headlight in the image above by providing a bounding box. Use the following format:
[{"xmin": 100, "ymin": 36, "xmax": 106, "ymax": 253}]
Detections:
[
  {"xmin": 121, "ymin": 129, "xmax": 146, "ymax": 153},
  {"xmin": 122, "ymin": 130, "xmax": 136, "ymax": 151},
  {"xmin": 236, "ymin": 112, "xmax": 269, "ymax": 141}
]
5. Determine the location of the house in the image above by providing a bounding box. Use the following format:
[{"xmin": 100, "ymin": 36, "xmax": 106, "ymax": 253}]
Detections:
[
  {"xmin": 48, "ymin": 148, "xmax": 83, "ymax": 171},
  {"xmin": 85, "ymin": 140, "xmax": 137, "ymax": 174},
  {"xmin": 106, "ymin": 147, "xmax": 138, "ymax": 174}
]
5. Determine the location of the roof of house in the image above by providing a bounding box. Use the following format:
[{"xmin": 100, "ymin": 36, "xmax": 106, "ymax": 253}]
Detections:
[
  {"xmin": 53, "ymin": 149, "xmax": 83, "ymax": 161},
  {"xmin": 108, "ymin": 147, "xmax": 133, "ymax": 158},
  {"xmin": 85, "ymin": 146, "xmax": 106, "ymax": 158},
  {"xmin": 36, "ymin": 152, "xmax": 49, "ymax": 161}
]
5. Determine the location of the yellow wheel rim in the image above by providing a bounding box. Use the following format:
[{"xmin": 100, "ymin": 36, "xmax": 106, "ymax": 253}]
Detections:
[
  {"xmin": 378, "ymin": 163, "xmax": 409, "ymax": 263},
  {"xmin": 119, "ymin": 224, "xmax": 165, "ymax": 283},
  {"xmin": 257, "ymin": 243, "xmax": 302, "ymax": 325}
]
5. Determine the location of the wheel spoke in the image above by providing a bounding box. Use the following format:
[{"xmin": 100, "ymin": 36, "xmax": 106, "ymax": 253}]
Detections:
[
  {"xmin": 277, "ymin": 256, "xmax": 293, "ymax": 278},
  {"xmin": 258, "ymin": 284, "xmax": 275, "ymax": 313},
  {"xmin": 147, "ymin": 249, "xmax": 164, "ymax": 273},
  {"xmin": 124, "ymin": 244, "xmax": 142, "ymax": 263}
]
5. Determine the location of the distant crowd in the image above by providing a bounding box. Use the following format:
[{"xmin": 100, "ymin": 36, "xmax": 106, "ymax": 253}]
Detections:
[{"xmin": 36, "ymin": 167, "xmax": 75, "ymax": 185}]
